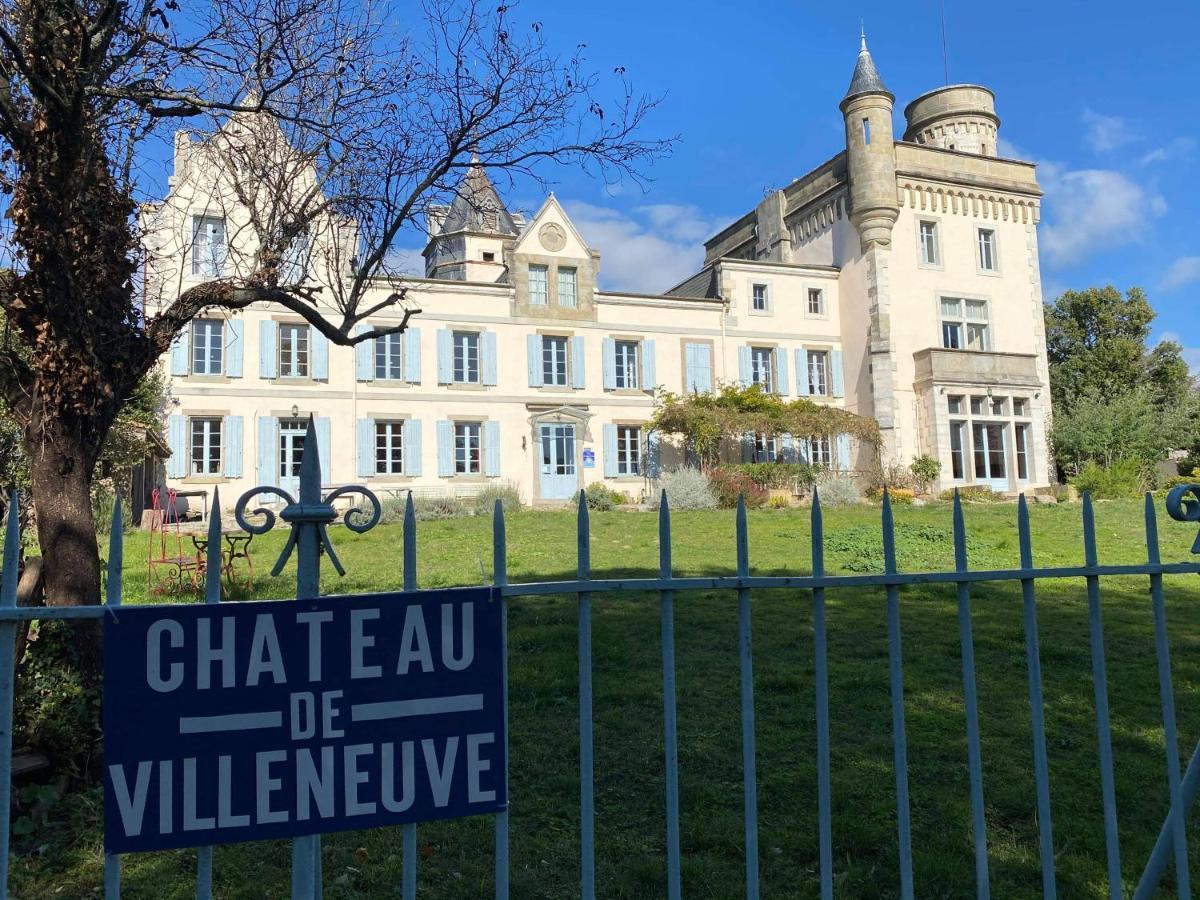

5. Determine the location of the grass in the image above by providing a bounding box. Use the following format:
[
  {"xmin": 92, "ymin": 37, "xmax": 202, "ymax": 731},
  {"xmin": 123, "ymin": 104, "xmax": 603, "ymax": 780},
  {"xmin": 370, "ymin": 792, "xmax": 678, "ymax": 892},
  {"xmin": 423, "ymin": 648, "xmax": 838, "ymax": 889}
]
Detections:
[{"xmin": 11, "ymin": 497, "xmax": 1200, "ymax": 898}]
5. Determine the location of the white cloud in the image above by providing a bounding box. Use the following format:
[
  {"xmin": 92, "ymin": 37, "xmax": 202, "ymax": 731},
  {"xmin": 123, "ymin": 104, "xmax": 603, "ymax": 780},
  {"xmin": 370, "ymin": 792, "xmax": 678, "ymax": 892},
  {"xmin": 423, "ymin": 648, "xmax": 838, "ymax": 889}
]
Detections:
[
  {"xmin": 385, "ymin": 245, "xmax": 425, "ymax": 275},
  {"xmin": 1082, "ymin": 109, "xmax": 1139, "ymax": 154},
  {"xmin": 563, "ymin": 201, "xmax": 728, "ymax": 293},
  {"xmin": 1039, "ymin": 167, "xmax": 1167, "ymax": 267},
  {"xmin": 1140, "ymin": 136, "xmax": 1198, "ymax": 166},
  {"xmin": 1160, "ymin": 256, "xmax": 1200, "ymax": 291}
]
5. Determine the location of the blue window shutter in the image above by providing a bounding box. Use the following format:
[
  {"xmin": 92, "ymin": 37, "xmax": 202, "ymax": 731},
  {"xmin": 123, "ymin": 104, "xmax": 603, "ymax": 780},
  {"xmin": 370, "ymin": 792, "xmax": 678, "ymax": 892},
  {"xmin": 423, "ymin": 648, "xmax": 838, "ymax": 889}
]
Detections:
[
  {"xmin": 257, "ymin": 417, "xmax": 278, "ymax": 496},
  {"xmin": 437, "ymin": 329, "xmax": 453, "ymax": 384},
  {"xmin": 355, "ymin": 325, "xmax": 374, "ymax": 382},
  {"xmin": 837, "ymin": 434, "xmax": 851, "ymax": 470},
  {"xmin": 225, "ymin": 320, "xmax": 244, "ymax": 378},
  {"xmin": 602, "ymin": 424, "xmax": 618, "ymax": 477},
  {"xmin": 484, "ymin": 421, "xmax": 501, "ymax": 477},
  {"xmin": 223, "ymin": 416, "xmax": 243, "ymax": 478},
  {"xmin": 482, "ymin": 331, "xmax": 498, "ymax": 386},
  {"xmin": 527, "ymin": 334, "xmax": 543, "ymax": 387},
  {"xmin": 312, "ymin": 329, "xmax": 329, "ymax": 381},
  {"xmin": 357, "ymin": 418, "xmax": 374, "ymax": 477},
  {"xmin": 740, "ymin": 432, "xmax": 755, "ymax": 463},
  {"xmin": 775, "ymin": 348, "xmax": 789, "ymax": 397},
  {"xmin": 571, "ymin": 336, "xmax": 586, "ymax": 389},
  {"xmin": 738, "ymin": 346, "xmax": 752, "ymax": 386},
  {"xmin": 170, "ymin": 330, "xmax": 190, "ymax": 376},
  {"xmin": 602, "ymin": 338, "xmax": 616, "ymax": 390},
  {"xmin": 686, "ymin": 343, "xmax": 712, "ymax": 393},
  {"xmin": 315, "ymin": 417, "xmax": 331, "ymax": 485},
  {"xmin": 404, "ymin": 420, "xmax": 423, "ymax": 477},
  {"xmin": 796, "ymin": 348, "xmax": 810, "ymax": 396},
  {"xmin": 683, "ymin": 343, "xmax": 698, "ymax": 393},
  {"xmin": 832, "ymin": 349, "xmax": 845, "ymax": 398},
  {"xmin": 405, "ymin": 328, "xmax": 422, "ymax": 383},
  {"xmin": 646, "ymin": 431, "xmax": 662, "ymax": 480},
  {"xmin": 699, "ymin": 344, "xmax": 713, "ymax": 392},
  {"xmin": 436, "ymin": 421, "xmax": 454, "ymax": 477},
  {"xmin": 259, "ymin": 320, "xmax": 278, "ymax": 379},
  {"xmin": 781, "ymin": 432, "xmax": 796, "ymax": 463},
  {"xmin": 166, "ymin": 415, "xmax": 186, "ymax": 478},
  {"xmin": 641, "ymin": 340, "xmax": 657, "ymax": 391}
]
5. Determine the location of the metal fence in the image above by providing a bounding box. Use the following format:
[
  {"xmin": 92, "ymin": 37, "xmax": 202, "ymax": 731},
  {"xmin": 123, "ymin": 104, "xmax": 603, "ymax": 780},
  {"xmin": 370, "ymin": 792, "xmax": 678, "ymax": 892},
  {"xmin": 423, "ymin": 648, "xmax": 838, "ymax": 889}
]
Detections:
[{"xmin": 1, "ymin": 421, "xmax": 1199, "ymax": 899}]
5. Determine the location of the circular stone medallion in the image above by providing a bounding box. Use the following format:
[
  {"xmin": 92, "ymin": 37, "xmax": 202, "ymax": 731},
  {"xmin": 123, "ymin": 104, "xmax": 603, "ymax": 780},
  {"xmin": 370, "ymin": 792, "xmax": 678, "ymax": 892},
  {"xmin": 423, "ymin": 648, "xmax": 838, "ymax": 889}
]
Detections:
[{"xmin": 538, "ymin": 222, "xmax": 566, "ymax": 252}]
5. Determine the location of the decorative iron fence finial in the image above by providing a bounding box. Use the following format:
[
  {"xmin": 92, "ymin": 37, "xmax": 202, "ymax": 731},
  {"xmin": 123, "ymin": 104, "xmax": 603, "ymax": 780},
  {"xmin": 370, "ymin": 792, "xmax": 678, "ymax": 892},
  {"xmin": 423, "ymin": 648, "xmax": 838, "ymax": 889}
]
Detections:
[
  {"xmin": 1165, "ymin": 484, "xmax": 1200, "ymax": 554},
  {"xmin": 234, "ymin": 416, "xmax": 382, "ymax": 578}
]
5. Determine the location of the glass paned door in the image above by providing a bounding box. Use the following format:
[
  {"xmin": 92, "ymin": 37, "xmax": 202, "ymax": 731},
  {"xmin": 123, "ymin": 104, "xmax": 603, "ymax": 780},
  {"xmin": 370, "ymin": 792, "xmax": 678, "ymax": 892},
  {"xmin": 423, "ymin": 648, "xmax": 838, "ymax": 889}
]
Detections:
[
  {"xmin": 539, "ymin": 423, "xmax": 577, "ymax": 500},
  {"xmin": 278, "ymin": 418, "xmax": 307, "ymax": 497},
  {"xmin": 971, "ymin": 422, "xmax": 1008, "ymax": 491}
]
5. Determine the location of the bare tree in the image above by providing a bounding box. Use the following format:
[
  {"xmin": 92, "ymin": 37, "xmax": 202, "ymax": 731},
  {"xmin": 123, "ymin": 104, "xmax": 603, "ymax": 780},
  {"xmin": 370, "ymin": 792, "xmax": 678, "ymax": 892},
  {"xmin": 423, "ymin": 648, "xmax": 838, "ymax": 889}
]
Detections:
[{"xmin": 0, "ymin": 0, "xmax": 670, "ymax": 673}]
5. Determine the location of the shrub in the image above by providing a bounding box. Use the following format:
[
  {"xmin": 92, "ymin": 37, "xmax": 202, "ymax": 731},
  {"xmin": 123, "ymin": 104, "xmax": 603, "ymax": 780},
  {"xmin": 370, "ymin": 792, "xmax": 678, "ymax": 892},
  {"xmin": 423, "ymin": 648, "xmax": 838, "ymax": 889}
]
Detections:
[
  {"xmin": 909, "ymin": 455, "xmax": 941, "ymax": 494},
  {"xmin": 1069, "ymin": 458, "xmax": 1148, "ymax": 499},
  {"xmin": 412, "ymin": 495, "xmax": 467, "ymax": 520},
  {"xmin": 813, "ymin": 474, "xmax": 861, "ymax": 507},
  {"xmin": 707, "ymin": 468, "xmax": 768, "ymax": 509},
  {"xmin": 864, "ymin": 460, "xmax": 915, "ymax": 492},
  {"xmin": 658, "ymin": 468, "xmax": 717, "ymax": 510},
  {"xmin": 473, "ymin": 482, "xmax": 522, "ymax": 516},
  {"xmin": 1159, "ymin": 474, "xmax": 1199, "ymax": 492},
  {"xmin": 866, "ymin": 486, "xmax": 915, "ymax": 504},
  {"xmin": 721, "ymin": 462, "xmax": 815, "ymax": 490},
  {"xmin": 939, "ymin": 485, "xmax": 1004, "ymax": 503},
  {"xmin": 573, "ymin": 483, "xmax": 629, "ymax": 512},
  {"xmin": 768, "ymin": 494, "xmax": 790, "ymax": 509}
]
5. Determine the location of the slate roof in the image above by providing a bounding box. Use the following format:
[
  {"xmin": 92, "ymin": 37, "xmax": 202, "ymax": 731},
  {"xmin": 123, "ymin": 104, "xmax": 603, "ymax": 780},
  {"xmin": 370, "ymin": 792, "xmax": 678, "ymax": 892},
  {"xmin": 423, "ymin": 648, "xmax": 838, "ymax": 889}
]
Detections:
[
  {"xmin": 842, "ymin": 36, "xmax": 892, "ymax": 106},
  {"xmin": 665, "ymin": 266, "xmax": 719, "ymax": 299},
  {"xmin": 438, "ymin": 160, "xmax": 520, "ymax": 236}
]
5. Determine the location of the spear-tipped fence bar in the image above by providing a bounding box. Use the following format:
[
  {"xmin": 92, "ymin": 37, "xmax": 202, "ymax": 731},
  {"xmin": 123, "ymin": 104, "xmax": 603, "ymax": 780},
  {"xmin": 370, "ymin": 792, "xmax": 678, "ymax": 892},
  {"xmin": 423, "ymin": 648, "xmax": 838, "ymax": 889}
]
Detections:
[{"xmin": 1, "ymin": 481, "xmax": 1199, "ymax": 899}]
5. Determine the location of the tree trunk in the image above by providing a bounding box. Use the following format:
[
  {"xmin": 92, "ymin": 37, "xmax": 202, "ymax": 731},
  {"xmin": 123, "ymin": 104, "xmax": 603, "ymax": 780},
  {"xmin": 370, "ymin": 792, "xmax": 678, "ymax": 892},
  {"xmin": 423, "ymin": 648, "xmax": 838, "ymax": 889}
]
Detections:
[{"xmin": 24, "ymin": 411, "xmax": 103, "ymax": 680}]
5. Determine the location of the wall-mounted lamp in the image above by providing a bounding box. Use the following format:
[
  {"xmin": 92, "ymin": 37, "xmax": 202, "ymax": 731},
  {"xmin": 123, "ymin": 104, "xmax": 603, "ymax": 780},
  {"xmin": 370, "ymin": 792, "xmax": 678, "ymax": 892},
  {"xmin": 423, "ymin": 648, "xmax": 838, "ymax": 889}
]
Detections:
[
  {"xmin": 521, "ymin": 436, "xmax": 527, "ymax": 451},
  {"xmin": 291, "ymin": 404, "xmax": 300, "ymax": 419}
]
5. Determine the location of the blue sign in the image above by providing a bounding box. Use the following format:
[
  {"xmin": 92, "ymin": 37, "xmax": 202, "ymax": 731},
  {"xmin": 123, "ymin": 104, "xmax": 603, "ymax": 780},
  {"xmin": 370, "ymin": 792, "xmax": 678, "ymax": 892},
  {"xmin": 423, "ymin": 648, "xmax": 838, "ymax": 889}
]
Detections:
[
  {"xmin": 104, "ymin": 587, "xmax": 506, "ymax": 853},
  {"xmin": 582, "ymin": 449, "xmax": 595, "ymax": 469}
]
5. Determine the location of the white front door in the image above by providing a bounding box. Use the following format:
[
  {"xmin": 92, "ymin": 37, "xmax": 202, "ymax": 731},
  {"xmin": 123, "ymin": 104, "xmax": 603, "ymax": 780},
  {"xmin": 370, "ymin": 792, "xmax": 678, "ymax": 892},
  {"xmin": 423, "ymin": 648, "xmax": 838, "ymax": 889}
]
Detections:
[
  {"xmin": 278, "ymin": 418, "xmax": 307, "ymax": 497},
  {"xmin": 539, "ymin": 423, "xmax": 577, "ymax": 500},
  {"xmin": 972, "ymin": 422, "xmax": 1008, "ymax": 491}
]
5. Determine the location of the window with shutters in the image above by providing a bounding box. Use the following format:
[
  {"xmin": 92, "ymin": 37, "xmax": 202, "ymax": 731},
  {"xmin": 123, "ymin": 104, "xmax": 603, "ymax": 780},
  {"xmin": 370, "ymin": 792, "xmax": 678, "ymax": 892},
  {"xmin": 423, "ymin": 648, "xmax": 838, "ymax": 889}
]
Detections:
[
  {"xmin": 528, "ymin": 265, "xmax": 548, "ymax": 305},
  {"xmin": 750, "ymin": 347, "xmax": 775, "ymax": 393},
  {"xmin": 189, "ymin": 417, "xmax": 222, "ymax": 475},
  {"xmin": 753, "ymin": 433, "xmax": 779, "ymax": 463},
  {"xmin": 542, "ymin": 335, "xmax": 568, "ymax": 386},
  {"xmin": 279, "ymin": 324, "xmax": 310, "ymax": 377},
  {"xmin": 454, "ymin": 422, "xmax": 482, "ymax": 475},
  {"xmin": 614, "ymin": 340, "xmax": 640, "ymax": 389},
  {"xmin": 375, "ymin": 333, "xmax": 403, "ymax": 380},
  {"xmin": 809, "ymin": 435, "xmax": 832, "ymax": 467},
  {"xmin": 453, "ymin": 331, "xmax": 480, "ymax": 384},
  {"xmin": 558, "ymin": 268, "xmax": 578, "ymax": 307},
  {"xmin": 375, "ymin": 421, "xmax": 404, "ymax": 475},
  {"xmin": 191, "ymin": 319, "xmax": 224, "ymax": 375},
  {"xmin": 807, "ymin": 350, "xmax": 830, "ymax": 396},
  {"xmin": 617, "ymin": 425, "xmax": 642, "ymax": 476},
  {"xmin": 191, "ymin": 216, "xmax": 226, "ymax": 277}
]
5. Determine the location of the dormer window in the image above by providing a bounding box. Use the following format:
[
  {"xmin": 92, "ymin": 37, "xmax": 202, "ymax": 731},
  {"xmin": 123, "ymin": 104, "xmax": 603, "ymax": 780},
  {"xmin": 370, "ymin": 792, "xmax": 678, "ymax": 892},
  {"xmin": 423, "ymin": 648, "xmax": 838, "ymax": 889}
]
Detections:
[{"xmin": 481, "ymin": 203, "xmax": 498, "ymax": 231}]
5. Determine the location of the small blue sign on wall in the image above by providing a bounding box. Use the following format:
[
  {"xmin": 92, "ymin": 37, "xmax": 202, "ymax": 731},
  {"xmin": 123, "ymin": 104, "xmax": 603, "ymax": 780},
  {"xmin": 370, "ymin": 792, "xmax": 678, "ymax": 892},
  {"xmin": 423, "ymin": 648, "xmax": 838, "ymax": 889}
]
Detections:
[
  {"xmin": 104, "ymin": 587, "xmax": 506, "ymax": 853},
  {"xmin": 582, "ymin": 448, "xmax": 595, "ymax": 469}
]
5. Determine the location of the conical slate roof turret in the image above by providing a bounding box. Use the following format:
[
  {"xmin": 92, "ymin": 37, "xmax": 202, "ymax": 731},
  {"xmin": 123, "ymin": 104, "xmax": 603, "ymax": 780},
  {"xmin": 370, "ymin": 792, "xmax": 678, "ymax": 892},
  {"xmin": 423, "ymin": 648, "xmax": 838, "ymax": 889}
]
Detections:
[
  {"xmin": 841, "ymin": 30, "xmax": 893, "ymax": 110},
  {"xmin": 437, "ymin": 155, "xmax": 519, "ymax": 237}
]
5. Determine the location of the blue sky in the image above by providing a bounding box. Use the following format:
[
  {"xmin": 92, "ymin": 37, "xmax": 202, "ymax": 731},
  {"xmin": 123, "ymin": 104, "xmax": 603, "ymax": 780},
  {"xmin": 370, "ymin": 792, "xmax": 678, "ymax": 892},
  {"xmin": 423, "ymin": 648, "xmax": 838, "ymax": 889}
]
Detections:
[{"xmin": 476, "ymin": 0, "xmax": 1199, "ymax": 369}]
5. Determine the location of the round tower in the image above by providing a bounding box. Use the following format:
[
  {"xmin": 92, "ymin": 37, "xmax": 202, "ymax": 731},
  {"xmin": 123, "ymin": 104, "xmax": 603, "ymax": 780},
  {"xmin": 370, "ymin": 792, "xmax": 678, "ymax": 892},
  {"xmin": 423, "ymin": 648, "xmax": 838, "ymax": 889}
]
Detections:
[
  {"xmin": 840, "ymin": 33, "xmax": 899, "ymax": 249},
  {"xmin": 902, "ymin": 85, "xmax": 1000, "ymax": 156}
]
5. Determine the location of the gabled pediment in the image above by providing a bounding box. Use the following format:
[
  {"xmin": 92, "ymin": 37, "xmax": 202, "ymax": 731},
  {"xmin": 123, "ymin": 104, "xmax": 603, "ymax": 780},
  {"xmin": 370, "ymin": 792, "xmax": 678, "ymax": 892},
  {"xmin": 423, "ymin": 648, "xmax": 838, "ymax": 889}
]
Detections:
[{"xmin": 511, "ymin": 195, "xmax": 595, "ymax": 261}]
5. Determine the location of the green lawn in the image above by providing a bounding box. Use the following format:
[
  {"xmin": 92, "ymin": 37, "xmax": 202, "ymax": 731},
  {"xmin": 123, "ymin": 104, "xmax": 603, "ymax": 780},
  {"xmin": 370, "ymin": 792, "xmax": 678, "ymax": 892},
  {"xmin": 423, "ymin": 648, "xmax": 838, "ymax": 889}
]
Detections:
[{"xmin": 12, "ymin": 497, "xmax": 1200, "ymax": 898}]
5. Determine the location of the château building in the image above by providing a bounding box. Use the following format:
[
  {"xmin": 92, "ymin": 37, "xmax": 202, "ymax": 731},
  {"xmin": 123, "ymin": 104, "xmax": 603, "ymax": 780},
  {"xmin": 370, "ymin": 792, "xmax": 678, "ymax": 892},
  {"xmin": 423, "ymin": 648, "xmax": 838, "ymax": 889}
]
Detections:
[{"xmin": 148, "ymin": 37, "xmax": 1051, "ymax": 507}]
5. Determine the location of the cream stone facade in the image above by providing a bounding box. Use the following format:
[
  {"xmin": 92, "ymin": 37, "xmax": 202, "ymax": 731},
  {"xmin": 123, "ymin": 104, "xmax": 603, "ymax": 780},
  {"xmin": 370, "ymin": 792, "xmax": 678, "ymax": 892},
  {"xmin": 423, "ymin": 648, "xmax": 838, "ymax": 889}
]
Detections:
[{"xmin": 147, "ymin": 37, "xmax": 1052, "ymax": 508}]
